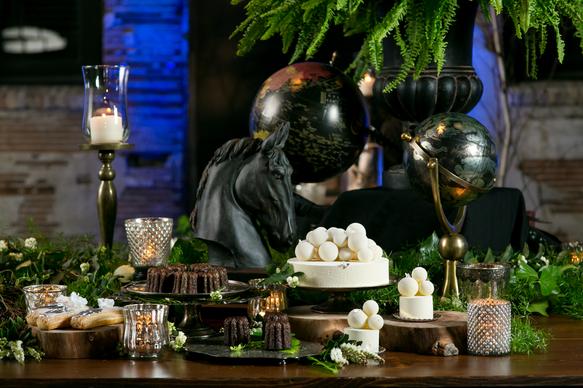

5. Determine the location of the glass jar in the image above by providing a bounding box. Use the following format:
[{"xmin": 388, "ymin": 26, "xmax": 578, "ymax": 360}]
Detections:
[
  {"xmin": 123, "ymin": 304, "xmax": 169, "ymax": 359},
  {"xmin": 247, "ymin": 279, "xmax": 287, "ymax": 320},
  {"xmin": 457, "ymin": 263, "xmax": 511, "ymax": 356},
  {"xmin": 23, "ymin": 284, "xmax": 67, "ymax": 314},
  {"xmin": 82, "ymin": 65, "xmax": 130, "ymax": 144},
  {"xmin": 124, "ymin": 217, "xmax": 173, "ymax": 268}
]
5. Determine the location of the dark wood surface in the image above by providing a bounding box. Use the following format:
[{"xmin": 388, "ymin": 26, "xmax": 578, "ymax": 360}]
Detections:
[{"xmin": 1, "ymin": 316, "xmax": 582, "ymax": 387}]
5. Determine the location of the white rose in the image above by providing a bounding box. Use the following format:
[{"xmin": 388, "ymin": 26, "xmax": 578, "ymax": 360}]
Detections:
[
  {"xmin": 330, "ymin": 347, "xmax": 348, "ymax": 366},
  {"xmin": 97, "ymin": 298, "xmax": 115, "ymax": 309},
  {"xmin": 0, "ymin": 240, "xmax": 8, "ymax": 251},
  {"xmin": 24, "ymin": 237, "xmax": 37, "ymax": 250}
]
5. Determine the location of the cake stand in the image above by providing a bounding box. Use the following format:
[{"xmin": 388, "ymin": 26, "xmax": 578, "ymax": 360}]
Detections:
[
  {"xmin": 122, "ymin": 280, "xmax": 249, "ymax": 340},
  {"xmin": 298, "ymin": 283, "xmax": 391, "ymax": 313}
]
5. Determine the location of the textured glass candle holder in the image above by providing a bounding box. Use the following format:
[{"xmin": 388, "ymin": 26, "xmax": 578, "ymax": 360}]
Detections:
[
  {"xmin": 458, "ymin": 263, "xmax": 511, "ymax": 356},
  {"xmin": 123, "ymin": 304, "xmax": 169, "ymax": 359},
  {"xmin": 22, "ymin": 284, "xmax": 67, "ymax": 314},
  {"xmin": 467, "ymin": 298, "xmax": 511, "ymax": 355},
  {"xmin": 82, "ymin": 65, "xmax": 130, "ymax": 144},
  {"xmin": 248, "ymin": 279, "xmax": 287, "ymax": 319},
  {"xmin": 125, "ymin": 217, "xmax": 173, "ymax": 268}
]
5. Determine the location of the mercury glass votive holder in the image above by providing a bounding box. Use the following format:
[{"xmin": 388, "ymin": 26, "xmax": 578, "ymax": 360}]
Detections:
[
  {"xmin": 22, "ymin": 284, "xmax": 67, "ymax": 314},
  {"xmin": 123, "ymin": 304, "xmax": 169, "ymax": 359},
  {"xmin": 458, "ymin": 263, "xmax": 511, "ymax": 356},
  {"xmin": 125, "ymin": 217, "xmax": 173, "ymax": 268},
  {"xmin": 247, "ymin": 279, "xmax": 287, "ymax": 319}
]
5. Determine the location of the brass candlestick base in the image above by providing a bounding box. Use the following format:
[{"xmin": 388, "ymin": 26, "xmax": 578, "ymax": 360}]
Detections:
[{"xmin": 81, "ymin": 143, "xmax": 134, "ymax": 248}]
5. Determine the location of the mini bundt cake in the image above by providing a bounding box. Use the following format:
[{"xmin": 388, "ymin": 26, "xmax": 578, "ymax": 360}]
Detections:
[
  {"xmin": 263, "ymin": 312, "xmax": 291, "ymax": 350},
  {"xmin": 146, "ymin": 264, "xmax": 228, "ymax": 294},
  {"xmin": 223, "ymin": 316, "xmax": 251, "ymax": 346}
]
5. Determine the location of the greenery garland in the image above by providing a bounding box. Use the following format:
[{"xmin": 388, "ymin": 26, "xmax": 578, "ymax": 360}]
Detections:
[{"xmin": 231, "ymin": 0, "xmax": 583, "ymax": 91}]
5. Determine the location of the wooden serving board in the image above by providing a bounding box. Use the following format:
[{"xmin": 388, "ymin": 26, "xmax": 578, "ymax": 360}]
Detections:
[
  {"xmin": 287, "ymin": 306, "xmax": 467, "ymax": 356},
  {"xmin": 31, "ymin": 324, "xmax": 123, "ymax": 359}
]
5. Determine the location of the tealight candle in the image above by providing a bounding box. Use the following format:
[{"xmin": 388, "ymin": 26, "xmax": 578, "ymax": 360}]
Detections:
[
  {"xmin": 467, "ymin": 298, "xmax": 511, "ymax": 356},
  {"xmin": 123, "ymin": 304, "xmax": 169, "ymax": 359}
]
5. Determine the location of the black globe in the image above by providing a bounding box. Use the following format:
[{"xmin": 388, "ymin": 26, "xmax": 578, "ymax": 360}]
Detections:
[{"xmin": 250, "ymin": 62, "xmax": 369, "ymax": 183}]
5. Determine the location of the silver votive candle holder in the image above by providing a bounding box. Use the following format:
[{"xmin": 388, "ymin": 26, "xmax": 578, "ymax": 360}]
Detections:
[
  {"xmin": 458, "ymin": 263, "xmax": 511, "ymax": 356},
  {"xmin": 123, "ymin": 304, "xmax": 169, "ymax": 359},
  {"xmin": 124, "ymin": 217, "xmax": 173, "ymax": 267},
  {"xmin": 22, "ymin": 284, "xmax": 67, "ymax": 314}
]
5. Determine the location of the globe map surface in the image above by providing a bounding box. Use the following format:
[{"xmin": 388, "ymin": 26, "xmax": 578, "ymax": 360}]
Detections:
[
  {"xmin": 250, "ymin": 62, "xmax": 369, "ymax": 183},
  {"xmin": 404, "ymin": 112, "xmax": 497, "ymax": 207}
]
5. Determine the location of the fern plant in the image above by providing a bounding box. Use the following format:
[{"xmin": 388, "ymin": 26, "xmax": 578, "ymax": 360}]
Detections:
[{"xmin": 231, "ymin": 0, "xmax": 583, "ymax": 91}]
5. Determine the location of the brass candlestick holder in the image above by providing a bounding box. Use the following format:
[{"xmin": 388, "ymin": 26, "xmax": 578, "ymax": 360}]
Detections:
[{"xmin": 81, "ymin": 143, "xmax": 133, "ymax": 248}]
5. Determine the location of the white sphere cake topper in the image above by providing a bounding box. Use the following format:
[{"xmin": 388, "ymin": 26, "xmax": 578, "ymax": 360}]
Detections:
[
  {"xmin": 318, "ymin": 241, "xmax": 339, "ymax": 262},
  {"xmin": 346, "ymin": 222, "xmax": 366, "ymax": 237},
  {"xmin": 295, "ymin": 240, "xmax": 314, "ymax": 261},
  {"xmin": 362, "ymin": 300, "xmax": 379, "ymax": 316},
  {"xmin": 419, "ymin": 279, "xmax": 435, "ymax": 296},
  {"xmin": 398, "ymin": 275, "xmax": 419, "ymax": 297},
  {"xmin": 371, "ymin": 245, "xmax": 384, "ymax": 260},
  {"xmin": 357, "ymin": 247, "xmax": 373, "ymax": 262},
  {"xmin": 367, "ymin": 314, "xmax": 384, "ymax": 330},
  {"xmin": 347, "ymin": 309, "xmax": 368, "ymax": 329},
  {"xmin": 338, "ymin": 247, "xmax": 354, "ymax": 261},
  {"xmin": 307, "ymin": 227, "xmax": 328, "ymax": 247},
  {"xmin": 348, "ymin": 234, "xmax": 368, "ymax": 252},
  {"xmin": 332, "ymin": 229, "xmax": 348, "ymax": 247},
  {"xmin": 411, "ymin": 267, "xmax": 428, "ymax": 283}
]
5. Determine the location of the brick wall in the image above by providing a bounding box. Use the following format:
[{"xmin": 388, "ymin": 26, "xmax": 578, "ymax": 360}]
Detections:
[{"xmin": 0, "ymin": 0, "xmax": 189, "ymax": 240}]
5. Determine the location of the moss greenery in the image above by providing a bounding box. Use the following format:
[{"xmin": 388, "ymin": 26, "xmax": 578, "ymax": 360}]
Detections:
[{"xmin": 231, "ymin": 0, "xmax": 583, "ymax": 91}]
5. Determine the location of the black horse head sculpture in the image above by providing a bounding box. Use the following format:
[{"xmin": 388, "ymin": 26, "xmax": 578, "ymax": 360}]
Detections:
[{"xmin": 190, "ymin": 123, "xmax": 296, "ymax": 268}]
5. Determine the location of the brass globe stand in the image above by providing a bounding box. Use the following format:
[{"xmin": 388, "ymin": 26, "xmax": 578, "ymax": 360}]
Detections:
[
  {"xmin": 402, "ymin": 134, "xmax": 468, "ymax": 299},
  {"xmin": 81, "ymin": 143, "xmax": 133, "ymax": 249}
]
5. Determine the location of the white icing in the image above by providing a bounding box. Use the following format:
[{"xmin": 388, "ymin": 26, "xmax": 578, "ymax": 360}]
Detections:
[
  {"xmin": 399, "ymin": 295, "xmax": 433, "ymax": 319},
  {"xmin": 344, "ymin": 328, "xmax": 379, "ymax": 353},
  {"xmin": 288, "ymin": 258, "xmax": 389, "ymax": 288}
]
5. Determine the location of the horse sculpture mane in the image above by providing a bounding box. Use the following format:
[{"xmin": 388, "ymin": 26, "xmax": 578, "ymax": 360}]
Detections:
[
  {"xmin": 190, "ymin": 137, "xmax": 262, "ymax": 228},
  {"xmin": 189, "ymin": 124, "xmax": 296, "ymax": 268}
]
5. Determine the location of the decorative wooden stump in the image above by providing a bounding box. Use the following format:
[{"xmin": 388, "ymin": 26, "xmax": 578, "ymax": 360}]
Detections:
[
  {"xmin": 287, "ymin": 306, "xmax": 467, "ymax": 356},
  {"xmin": 31, "ymin": 324, "xmax": 123, "ymax": 359}
]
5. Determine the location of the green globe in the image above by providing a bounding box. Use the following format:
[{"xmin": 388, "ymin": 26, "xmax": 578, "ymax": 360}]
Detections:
[{"xmin": 404, "ymin": 112, "xmax": 497, "ymax": 207}]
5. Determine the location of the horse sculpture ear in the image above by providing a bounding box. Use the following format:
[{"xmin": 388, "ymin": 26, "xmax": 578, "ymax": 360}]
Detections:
[{"xmin": 261, "ymin": 122, "xmax": 290, "ymax": 153}]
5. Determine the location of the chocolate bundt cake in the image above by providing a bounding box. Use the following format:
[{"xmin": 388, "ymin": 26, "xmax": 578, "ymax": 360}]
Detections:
[
  {"xmin": 145, "ymin": 264, "xmax": 228, "ymax": 294},
  {"xmin": 223, "ymin": 316, "xmax": 251, "ymax": 346},
  {"xmin": 263, "ymin": 312, "xmax": 292, "ymax": 350}
]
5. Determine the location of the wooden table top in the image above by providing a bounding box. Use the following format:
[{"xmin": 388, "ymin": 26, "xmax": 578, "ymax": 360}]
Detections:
[{"xmin": 1, "ymin": 315, "xmax": 582, "ymax": 387}]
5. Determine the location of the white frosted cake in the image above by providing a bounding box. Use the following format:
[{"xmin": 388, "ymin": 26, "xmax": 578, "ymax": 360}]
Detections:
[
  {"xmin": 344, "ymin": 300, "xmax": 384, "ymax": 352},
  {"xmin": 289, "ymin": 223, "xmax": 389, "ymax": 289},
  {"xmin": 397, "ymin": 267, "xmax": 435, "ymax": 320},
  {"xmin": 399, "ymin": 295, "xmax": 433, "ymax": 320},
  {"xmin": 288, "ymin": 258, "xmax": 389, "ymax": 288},
  {"xmin": 344, "ymin": 328, "xmax": 380, "ymax": 352}
]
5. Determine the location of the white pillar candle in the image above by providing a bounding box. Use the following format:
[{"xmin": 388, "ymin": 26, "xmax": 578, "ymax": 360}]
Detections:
[{"xmin": 89, "ymin": 114, "xmax": 124, "ymax": 144}]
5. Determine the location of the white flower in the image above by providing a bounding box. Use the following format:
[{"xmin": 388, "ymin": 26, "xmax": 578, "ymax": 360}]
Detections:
[
  {"xmin": 276, "ymin": 267, "xmax": 281, "ymax": 274},
  {"xmin": 518, "ymin": 254, "xmax": 527, "ymax": 265},
  {"xmin": 24, "ymin": 237, "xmax": 37, "ymax": 250},
  {"xmin": 540, "ymin": 256, "xmax": 549, "ymax": 266},
  {"xmin": 286, "ymin": 276, "xmax": 300, "ymax": 288},
  {"xmin": 0, "ymin": 240, "xmax": 7, "ymax": 251},
  {"xmin": 169, "ymin": 331, "xmax": 187, "ymax": 351},
  {"xmin": 57, "ymin": 292, "xmax": 88, "ymax": 311},
  {"xmin": 80, "ymin": 262, "xmax": 90, "ymax": 274},
  {"xmin": 210, "ymin": 290, "xmax": 223, "ymax": 302},
  {"xmin": 97, "ymin": 298, "xmax": 115, "ymax": 309},
  {"xmin": 8, "ymin": 252, "xmax": 23, "ymax": 262},
  {"xmin": 9, "ymin": 340, "xmax": 25, "ymax": 364},
  {"xmin": 113, "ymin": 264, "xmax": 135, "ymax": 283},
  {"xmin": 330, "ymin": 347, "xmax": 348, "ymax": 366}
]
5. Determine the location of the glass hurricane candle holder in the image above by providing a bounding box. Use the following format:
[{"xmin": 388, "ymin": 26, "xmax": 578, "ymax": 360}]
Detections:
[
  {"xmin": 82, "ymin": 65, "xmax": 129, "ymax": 144},
  {"xmin": 458, "ymin": 263, "xmax": 511, "ymax": 356},
  {"xmin": 23, "ymin": 284, "xmax": 67, "ymax": 314},
  {"xmin": 125, "ymin": 217, "xmax": 173, "ymax": 268},
  {"xmin": 123, "ymin": 304, "xmax": 169, "ymax": 359}
]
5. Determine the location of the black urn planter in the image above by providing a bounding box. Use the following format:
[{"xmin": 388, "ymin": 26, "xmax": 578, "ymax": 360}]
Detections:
[{"xmin": 374, "ymin": 1, "xmax": 483, "ymax": 123}]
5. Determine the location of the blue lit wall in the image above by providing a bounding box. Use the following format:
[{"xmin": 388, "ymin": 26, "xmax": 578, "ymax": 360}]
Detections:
[{"xmin": 103, "ymin": 0, "xmax": 189, "ymax": 238}]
